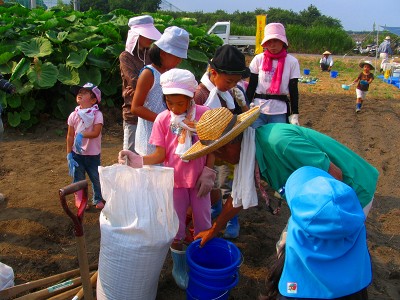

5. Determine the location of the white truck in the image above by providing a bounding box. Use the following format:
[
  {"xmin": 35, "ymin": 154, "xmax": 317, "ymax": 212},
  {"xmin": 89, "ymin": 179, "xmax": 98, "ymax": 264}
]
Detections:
[{"xmin": 207, "ymin": 21, "xmax": 256, "ymax": 55}]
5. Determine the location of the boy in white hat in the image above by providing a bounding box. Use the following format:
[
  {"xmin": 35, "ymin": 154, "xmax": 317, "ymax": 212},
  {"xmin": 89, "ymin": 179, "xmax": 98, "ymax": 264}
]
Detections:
[
  {"xmin": 246, "ymin": 23, "xmax": 301, "ymax": 126},
  {"xmin": 119, "ymin": 68, "xmax": 215, "ymax": 290},
  {"xmin": 67, "ymin": 83, "xmax": 104, "ymax": 210},
  {"xmin": 319, "ymin": 50, "xmax": 334, "ymax": 71},
  {"xmin": 352, "ymin": 61, "xmax": 374, "ymax": 113},
  {"xmin": 120, "ymin": 15, "xmax": 161, "ymax": 153}
]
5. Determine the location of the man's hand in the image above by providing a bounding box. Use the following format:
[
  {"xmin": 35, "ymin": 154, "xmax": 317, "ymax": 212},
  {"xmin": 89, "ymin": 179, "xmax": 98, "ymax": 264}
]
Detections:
[{"xmin": 118, "ymin": 150, "xmax": 143, "ymax": 168}]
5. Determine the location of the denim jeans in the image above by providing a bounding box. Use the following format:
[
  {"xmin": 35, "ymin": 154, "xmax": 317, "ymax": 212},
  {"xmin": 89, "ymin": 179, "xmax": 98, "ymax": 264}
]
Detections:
[
  {"xmin": 251, "ymin": 113, "xmax": 287, "ymax": 129},
  {"xmin": 72, "ymin": 152, "xmax": 103, "ymax": 205}
]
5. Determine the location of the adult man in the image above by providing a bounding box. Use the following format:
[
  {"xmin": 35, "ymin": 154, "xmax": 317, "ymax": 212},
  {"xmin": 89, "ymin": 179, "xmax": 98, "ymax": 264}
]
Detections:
[
  {"xmin": 378, "ymin": 36, "xmax": 393, "ymax": 71},
  {"xmin": 319, "ymin": 51, "xmax": 334, "ymax": 71}
]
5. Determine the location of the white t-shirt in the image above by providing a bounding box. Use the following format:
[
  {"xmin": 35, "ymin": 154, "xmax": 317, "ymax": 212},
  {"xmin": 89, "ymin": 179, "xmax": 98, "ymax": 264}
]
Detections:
[{"xmin": 249, "ymin": 53, "xmax": 300, "ymax": 114}]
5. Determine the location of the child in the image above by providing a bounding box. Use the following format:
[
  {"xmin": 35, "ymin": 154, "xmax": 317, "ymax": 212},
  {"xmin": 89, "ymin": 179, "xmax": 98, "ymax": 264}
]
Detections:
[
  {"xmin": 119, "ymin": 69, "xmax": 215, "ymax": 290},
  {"xmin": 120, "ymin": 15, "xmax": 161, "ymax": 153},
  {"xmin": 353, "ymin": 60, "xmax": 374, "ymax": 113},
  {"xmin": 319, "ymin": 50, "xmax": 334, "ymax": 71},
  {"xmin": 260, "ymin": 166, "xmax": 372, "ymax": 300},
  {"xmin": 131, "ymin": 26, "xmax": 189, "ymax": 156},
  {"xmin": 66, "ymin": 83, "xmax": 104, "ymax": 210},
  {"xmin": 246, "ymin": 23, "xmax": 301, "ymax": 127},
  {"xmin": 194, "ymin": 44, "xmax": 249, "ymax": 239}
]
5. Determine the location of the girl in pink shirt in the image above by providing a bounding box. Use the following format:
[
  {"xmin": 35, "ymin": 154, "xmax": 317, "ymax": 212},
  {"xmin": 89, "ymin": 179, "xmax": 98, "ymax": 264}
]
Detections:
[
  {"xmin": 119, "ymin": 69, "xmax": 215, "ymax": 289},
  {"xmin": 66, "ymin": 83, "xmax": 104, "ymax": 210}
]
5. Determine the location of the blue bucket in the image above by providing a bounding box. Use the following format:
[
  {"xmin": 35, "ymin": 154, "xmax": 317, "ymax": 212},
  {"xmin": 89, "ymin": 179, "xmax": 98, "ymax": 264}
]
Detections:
[
  {"xmin": 330, "ymin": 70, "xmax": 338, "ymax": 78},
  {"xmin": 303, "ymin": 69, "xmax": 310, "ymax": 75},
  {"xmin": 186, "ymin": 238, "xmax": 241, "ymax": 299}
]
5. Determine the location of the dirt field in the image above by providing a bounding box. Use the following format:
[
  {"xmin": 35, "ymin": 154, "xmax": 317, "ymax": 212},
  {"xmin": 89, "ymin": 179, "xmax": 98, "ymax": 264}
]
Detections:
[{"xmin": 0, "ymin": 55, "xmax": 399, "ymax": 299}]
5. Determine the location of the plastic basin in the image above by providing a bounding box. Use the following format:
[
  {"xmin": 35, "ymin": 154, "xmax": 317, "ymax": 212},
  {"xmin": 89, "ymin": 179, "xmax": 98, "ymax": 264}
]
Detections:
[
  {"xmin": 342, "ymin": 84, "xmax": 350, "ymax": 90},
  {"xmin": 303, "ymin": 69, "xmax": 310, "ymax": 75}
]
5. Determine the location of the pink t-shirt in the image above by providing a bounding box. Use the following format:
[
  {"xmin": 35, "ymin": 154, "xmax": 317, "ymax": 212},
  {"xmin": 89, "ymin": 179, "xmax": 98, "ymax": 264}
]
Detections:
[
  {"xmin": 67, "ymin": 110, "xmax": 103, "ymax": 155},
  {"xmin": 149, "ymin": 105, "xmax": 209, "ymax": 188}
]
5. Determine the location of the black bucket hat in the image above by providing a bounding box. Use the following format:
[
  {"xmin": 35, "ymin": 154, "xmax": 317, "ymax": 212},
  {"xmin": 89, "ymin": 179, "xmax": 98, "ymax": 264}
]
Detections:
[{"xmin": 209, "ymin": 45, "xmax": 247, "ymax": 75}]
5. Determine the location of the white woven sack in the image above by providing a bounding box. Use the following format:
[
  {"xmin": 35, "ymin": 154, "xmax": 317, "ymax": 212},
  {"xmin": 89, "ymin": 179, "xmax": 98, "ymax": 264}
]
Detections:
[
  {"xmin": 97, "ymin": 164, "xmax": 179, "ymax": 300},
  {"xmin": 0, "ymin": 262, "xmax": 14, "ymax": 291}
]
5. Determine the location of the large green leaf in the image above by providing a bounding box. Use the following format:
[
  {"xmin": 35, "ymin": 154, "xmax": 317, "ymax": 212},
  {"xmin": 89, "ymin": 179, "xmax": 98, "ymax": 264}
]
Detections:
[
  {"xmin": 187, "ymin": 49, "xmax": 209, "ymax": 63},
  {"xmin": 66, "ymin": 49, "xmax": 88, "ymax": 68},
  {"xmin": 20, "ymin": 110, "xmax": 30, "ymax": 121},
  {"xmin": 78, "ymin": 67, "xmax": 101, "ymax": 86},
  {"xmin": 7, "ymin": 111, "xmax": 21, "ymax": 127},
  {"xmin": 7, "ymin": 94, "xmax": 21, "ymax": 109},
  {"xmin": 21, "ymin": 96, "xmax": 36, "ymax": 112},
  {"xmin": 0, "ymin": 52, "xmax": 15, "ymax": 65},
  {"xmin": 11, "ymin": 58, "xmax": 30, "ymax": 81},
  {"xmin": 19, "ymin": 37, "xmax": 53, "ymax": 58},
  {"xmin": 87, "ymin": 54, "xmax": 111, "ymax": 69},
  {"xmin": 58, "ymin": 64, "xmax": 80, "ymax": 85},
  {"xmin": 45, "ymin": 30, "xmax": 69, "ymax": 44},
  {"xmin": 27, "ymin": 61, "xmax": 58, "ymax": 88}
]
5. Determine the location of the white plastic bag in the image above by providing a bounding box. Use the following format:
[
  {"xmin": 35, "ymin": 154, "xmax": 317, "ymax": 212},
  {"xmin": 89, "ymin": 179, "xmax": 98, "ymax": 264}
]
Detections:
[
  {"xmin": 0, "ymin": 262, "xmax": 14, "ymax": 291},
  {"xmin": 96, "ymin": 164, "xmax": 178, "ymax": 300}
]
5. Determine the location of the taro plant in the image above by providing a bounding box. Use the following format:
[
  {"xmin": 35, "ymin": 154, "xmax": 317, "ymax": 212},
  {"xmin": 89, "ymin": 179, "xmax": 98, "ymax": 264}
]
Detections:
[{"xmin": 0, "ymin": 3, "xmax": 222, "ymax": 129}]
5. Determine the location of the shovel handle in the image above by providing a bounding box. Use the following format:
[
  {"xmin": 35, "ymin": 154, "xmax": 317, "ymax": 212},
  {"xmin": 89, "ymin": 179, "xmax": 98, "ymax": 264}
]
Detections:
[{"xmin": 59, "ymin": 180, "xmax": 88, "ymax": 237}]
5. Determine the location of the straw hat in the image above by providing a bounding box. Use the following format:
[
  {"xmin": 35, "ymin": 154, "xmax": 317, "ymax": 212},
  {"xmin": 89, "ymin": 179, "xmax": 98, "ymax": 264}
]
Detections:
[
  {"xmin": 180, "ymin": 106, "xmax": 260, "ymax": 160},
  {"xmin": 322, "ymin": 51, "xmax": 331, "ymax": 55},
  {"xmin": 359, "ymin": 60, "xmax": 375, "ymax": 70},
  {"xmin": 385, "ymin": 36, "xmax": 391, "ymax": 40}
]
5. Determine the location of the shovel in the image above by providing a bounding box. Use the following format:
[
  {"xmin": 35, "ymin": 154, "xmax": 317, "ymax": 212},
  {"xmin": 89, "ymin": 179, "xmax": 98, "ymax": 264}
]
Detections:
[{"xmin": 59, "ymin": 180, "xmax": 94, "ymax": 300}]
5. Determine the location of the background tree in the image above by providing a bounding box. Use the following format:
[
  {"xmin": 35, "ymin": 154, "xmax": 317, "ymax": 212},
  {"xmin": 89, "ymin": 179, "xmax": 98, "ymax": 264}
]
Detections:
[
  {"xmin": 108, "ymin": 0, "xmax": 161, "ymax": 13},
  {"xmin": 79, "ymin": 0, "xmax": 109, "ymax": 13}
]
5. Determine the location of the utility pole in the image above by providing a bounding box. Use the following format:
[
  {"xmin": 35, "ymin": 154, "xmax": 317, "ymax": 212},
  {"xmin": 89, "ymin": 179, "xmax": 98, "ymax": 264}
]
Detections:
[
  {"xmin": 31, "ymin": 0, "xmax": 36, "ymax": 9},
  {"xmin": 73, "ymin": 0, "xmax": 80, "ymax": 11}
]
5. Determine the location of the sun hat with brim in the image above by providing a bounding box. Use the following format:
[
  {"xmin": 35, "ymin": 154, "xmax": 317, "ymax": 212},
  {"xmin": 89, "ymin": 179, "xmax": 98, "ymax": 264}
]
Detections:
[
  {"xmin": 128, "ymin": 15, "xmax": 162, "ymax": 41},
  {"xmin": 71, "ymin": 82, "xmax": 101, "ymax": 103},
  {"xmin": 160, "ymin": 68, "xmax": 198, "ymax": 98},
  {"xmin": 209, "ymin": 44, "xmax": 247, "ymax": 75},
  {"xmin": 322, "ymin": 51, "xmax": 331, "ymax": 55},
  {"xmin": 359, "ymin": 60, "xmax": 375, "ymax": 70},
  {"xmin": 261, "ymin": 23, "xmax": 288, "ymax": 47},
  {"xmin": 279, "ymin": 166, "xmax": 372, "ymax": 298},
  {"xmin": 125, "ymin": 15, "xmax": 161, "ymax": 54},
  {"xmin": 180, "ymin": 106, "xmax": 260, "ymax": 160},
  {"xmin": 155, "ymin": 26, "xmax": 189, "ymax": 59},
  {"xmin": 385, "ymin": 36, "xmax": 391, "ymax": 40}
]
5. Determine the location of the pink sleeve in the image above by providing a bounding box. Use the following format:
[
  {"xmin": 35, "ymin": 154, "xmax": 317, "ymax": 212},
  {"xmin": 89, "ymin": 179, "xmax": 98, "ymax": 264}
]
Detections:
[{"xmin": 149, "ymin": 111, "xmax": 168, "ymax": 148}]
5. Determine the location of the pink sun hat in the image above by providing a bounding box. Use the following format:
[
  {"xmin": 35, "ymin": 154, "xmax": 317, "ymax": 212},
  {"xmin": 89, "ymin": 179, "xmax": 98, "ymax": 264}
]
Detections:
[
  {"xmin": 261, "ymin": 23, "xmax": 288, "ymax": 47},
  {"xmin": 160, "ymin": 68, "xmax": 198, "ymax": 98},
  {"xmin": 125, "ymin": 15, "xmax": 162, "ymax": 54}
]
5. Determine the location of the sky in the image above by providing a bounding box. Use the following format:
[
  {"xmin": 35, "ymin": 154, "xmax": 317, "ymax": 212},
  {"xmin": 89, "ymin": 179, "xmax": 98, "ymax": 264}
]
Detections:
[{"xmin": 165, "ymin": 0, "xmax": 399, "ymax": 32}]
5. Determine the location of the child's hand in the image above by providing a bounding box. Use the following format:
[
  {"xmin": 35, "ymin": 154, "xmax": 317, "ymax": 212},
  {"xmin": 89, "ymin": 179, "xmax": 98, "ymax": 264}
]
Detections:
[
  {"xmin": 118, "ymin": 150, "xmax": 143, "ymax": 168},
  {"xmin": 67, "ymin": 152, "xmax": 79, "ymax": 177},
  {"xmin": 74, "ymin": 132, "xmax": 84, "ymax": 154},
  {"xmin": 195, "ymin": 166, "xmax": 217, "ymax": 197}
]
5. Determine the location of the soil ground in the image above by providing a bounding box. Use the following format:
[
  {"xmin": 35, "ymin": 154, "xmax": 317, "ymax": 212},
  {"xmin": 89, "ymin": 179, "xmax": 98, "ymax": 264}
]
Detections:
[{"xmin": 0, "ymin": 55, "xmax": 399, "ymax": 299}]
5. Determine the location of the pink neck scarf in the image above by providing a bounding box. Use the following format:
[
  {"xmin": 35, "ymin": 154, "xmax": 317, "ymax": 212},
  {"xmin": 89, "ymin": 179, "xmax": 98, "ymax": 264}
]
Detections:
[{"xmin": 262, "ymin": 49, "xmax": 287, "ymax": 94}]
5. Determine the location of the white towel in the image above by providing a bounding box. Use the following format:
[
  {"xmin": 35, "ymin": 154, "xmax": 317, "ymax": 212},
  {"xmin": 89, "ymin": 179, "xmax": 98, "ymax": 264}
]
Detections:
[
  {"xmin": 231, "ymin": 127, "xmax": 258, "ymax": 209},
  {"xmin": 200, "ymin": 72, "xmax": 235, "ymax": 110}
]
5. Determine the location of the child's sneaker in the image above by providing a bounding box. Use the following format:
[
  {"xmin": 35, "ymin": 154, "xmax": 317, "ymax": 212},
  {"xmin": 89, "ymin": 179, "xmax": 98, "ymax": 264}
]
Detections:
[
  {"xmin": 356, "ymin": 107, "xmax": 361, "ymax": 113},
  {"xmin": 95, "ymin": 201, "xmax": 105, "ymax": 210}
]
